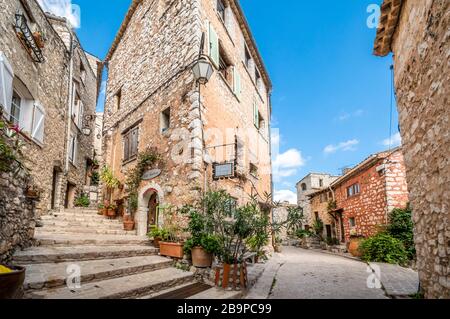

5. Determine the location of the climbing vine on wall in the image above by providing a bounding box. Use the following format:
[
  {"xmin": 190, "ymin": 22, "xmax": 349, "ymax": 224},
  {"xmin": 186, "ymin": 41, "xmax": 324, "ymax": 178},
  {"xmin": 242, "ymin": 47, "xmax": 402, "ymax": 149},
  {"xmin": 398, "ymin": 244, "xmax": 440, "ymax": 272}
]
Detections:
[{"xmin": 125, "ymin": 147, "xmax": 162, "ymax": 213}]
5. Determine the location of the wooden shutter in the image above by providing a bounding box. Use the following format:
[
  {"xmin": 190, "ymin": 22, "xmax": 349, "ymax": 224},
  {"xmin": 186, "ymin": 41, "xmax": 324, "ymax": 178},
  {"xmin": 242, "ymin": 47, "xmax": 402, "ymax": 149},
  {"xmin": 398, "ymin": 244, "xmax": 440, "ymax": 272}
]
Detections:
[
  {"xmin": 123, "ymin": 132, "xmax": 130, "ymax": 161},
  {"xmin": 31, "ymin": 103, "xmax": 45, "ymax": 144},
  {"xmin": 131, "ymin": 128, "xmax": 139, "ymax": 158},
  {"xmin": 209, "ymin": 23, "xmax": 219, "ymax": 68},
  {"xmin": 78, "ymin": 101, "xmax": 84, "ymax": 128},
  {"xmin": 253, "ymin": 101, "xmax": 259, "ymax": 129},
  {"xmin": 0, "ymin": 52, "xmax": 14, "ymax": 117},
  {"xmin": 233, "ymin": 68, "xmax": 241, "ymax": 99}
]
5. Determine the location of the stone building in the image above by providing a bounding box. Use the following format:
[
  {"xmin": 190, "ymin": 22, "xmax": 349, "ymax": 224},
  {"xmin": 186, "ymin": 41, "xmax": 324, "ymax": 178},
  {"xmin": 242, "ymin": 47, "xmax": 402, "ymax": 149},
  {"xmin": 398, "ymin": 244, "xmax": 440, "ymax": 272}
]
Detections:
[
  {"xmin": 296, "ymin": 173, "xmax": 339, "ymax": 228},
  {"xmin": 329, "ymin": 148, "xmax": 409, "ymax": 243},
  {"xmin": 307, "ymin": 188, "xmax": 337, "ymax": 241},
  {"xmin": 0, "ymin": 0, "xmax": 99, "ymax": 215},
  {"xmin": 102, "ymin": 0, "xmax": 272, "ymax": 236},
  {"xmin": 373, "ymin": 0, "xmax": 449, "ymax": 298}
]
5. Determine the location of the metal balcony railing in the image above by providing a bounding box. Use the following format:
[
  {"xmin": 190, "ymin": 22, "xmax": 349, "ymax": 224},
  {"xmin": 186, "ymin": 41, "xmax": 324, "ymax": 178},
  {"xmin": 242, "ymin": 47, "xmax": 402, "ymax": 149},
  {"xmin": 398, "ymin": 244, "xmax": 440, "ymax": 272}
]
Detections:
[{"xmin": 15, "ymin": 13, "xmax": 44, "ymax": 63}]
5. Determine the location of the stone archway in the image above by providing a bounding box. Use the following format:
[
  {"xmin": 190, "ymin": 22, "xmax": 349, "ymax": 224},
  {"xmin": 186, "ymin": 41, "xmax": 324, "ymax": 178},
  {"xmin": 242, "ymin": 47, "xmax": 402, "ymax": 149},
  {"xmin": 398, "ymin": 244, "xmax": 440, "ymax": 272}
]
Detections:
[{"xmin": 136, "ymin": 183, "xmax": 165, "ymax": 236}]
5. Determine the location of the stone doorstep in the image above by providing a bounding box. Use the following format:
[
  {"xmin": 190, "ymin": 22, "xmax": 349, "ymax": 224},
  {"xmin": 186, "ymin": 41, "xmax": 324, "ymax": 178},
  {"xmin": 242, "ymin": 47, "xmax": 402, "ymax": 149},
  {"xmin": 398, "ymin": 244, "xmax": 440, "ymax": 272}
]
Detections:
[
  {"xmin": 40, "ymin": 216, "xmax": 123, "ymax": 225},
  {"xmin": 35, "ymin": 227, "xmax": 137, "ymax": 236},
  {"xmin": 41, "ymin": 221, "xmax": 125, "ymax": 230},
  {"xmin": 34, "ymin": 234, "xmax": 150, "ymax": 246},
  {"xmin": 23, "ymin": 255, "xmax": 173, "ymax": 291},
  {"xmin": 26, "ymin": 268, "xmax": 195, "ymax": 299},
  {"xmin": 14, "ymin": 245, "xmax": 159, "ymax": 264},
  {"xmin": 188, "ymin": 287, "xmax": 243, "ymax": 299},
  {"xmin": 43, "ymin": 212, "xmax": 115, "ymax": 219}
]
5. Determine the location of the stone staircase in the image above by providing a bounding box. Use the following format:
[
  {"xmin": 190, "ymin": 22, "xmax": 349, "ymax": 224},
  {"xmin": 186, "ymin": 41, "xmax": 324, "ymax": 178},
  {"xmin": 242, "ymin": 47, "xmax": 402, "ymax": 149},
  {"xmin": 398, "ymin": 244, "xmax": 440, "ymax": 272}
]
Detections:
[{"xmin": 12, "ymin": 207, "xmax": 198, "ymax": 299}]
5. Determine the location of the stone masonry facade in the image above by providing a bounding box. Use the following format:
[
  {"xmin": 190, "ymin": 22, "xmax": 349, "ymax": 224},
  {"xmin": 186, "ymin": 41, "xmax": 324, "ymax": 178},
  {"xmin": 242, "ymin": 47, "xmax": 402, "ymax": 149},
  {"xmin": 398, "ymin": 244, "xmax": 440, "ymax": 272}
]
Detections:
[
  {"xmin": 0, "ymin": 0, "xmax": 98, "ymax": 216},
  {"xmin": 333, "ymin": 149, "xmax": 409, "ymax": 242},
  {"xmin": 103, "ymin": 0, "xmax": 272, "ymax": 236},
  {"xmin": 374, "ymin": 0, "xmax": 449, "ymax": 298}
]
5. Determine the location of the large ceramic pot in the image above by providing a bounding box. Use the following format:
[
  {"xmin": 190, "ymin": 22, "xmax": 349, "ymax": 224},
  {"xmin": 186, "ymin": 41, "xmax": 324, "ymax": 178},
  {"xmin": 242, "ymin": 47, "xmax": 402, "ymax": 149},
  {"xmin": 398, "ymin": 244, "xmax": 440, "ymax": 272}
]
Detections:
[
  {"xmin": 153, "ymin": 237, "xmax": 162, "ymax": 248},
  {"xmin": 191, "ymin": 247, "xmax": 213, "ymax": 268},
  {"xmin": 123, "ymin": 220, "xmax": 135, "ymax": 231},
  {"xmin": 159, "ymin": 242, "xmax": 184, "ymax": 259},
  {"xmin": 0, "ymin": 265, "xmax": 26, "ymax": 299},
  {"xmin": 348, "ymin": 237, "xmax": 364, "ymax": 257}
]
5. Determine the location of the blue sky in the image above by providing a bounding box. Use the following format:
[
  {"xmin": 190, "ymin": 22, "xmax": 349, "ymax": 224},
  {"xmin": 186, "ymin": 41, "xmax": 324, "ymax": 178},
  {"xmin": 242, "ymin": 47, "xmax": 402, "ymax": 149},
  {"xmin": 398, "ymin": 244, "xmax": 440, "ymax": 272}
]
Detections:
[{"xmin": 44, "ymin": 0, "xmax": 399, "ymax": 203}]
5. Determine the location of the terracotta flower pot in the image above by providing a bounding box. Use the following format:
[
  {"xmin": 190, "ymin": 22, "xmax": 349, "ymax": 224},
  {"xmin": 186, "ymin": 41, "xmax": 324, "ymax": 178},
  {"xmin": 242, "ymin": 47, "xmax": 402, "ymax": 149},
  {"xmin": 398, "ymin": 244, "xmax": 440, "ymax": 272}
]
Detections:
[
  {"xmin": 191, "ymin": 247, "xmax": 213, "ymax": 268},
  {"xmin": 107, "ymin": 209, "xmax": 116, "ymax": 219},
  {"xmin": 348, "ymin": 237, "xmax": 364, "ymax": 257},
  {"xmin": 153, "ymin": 237, "xmax": 161, "ymax": 248},
  {"xmin": 0, "ymin": 265, "xmax": 26, "ymax": 299},
  {"xmin": 159, "ymin": 242, "xmax": 184, "ymax": 259},
  {"xmin": 123, "ymin": 220, "xmax": 135, "ymax": 231}
]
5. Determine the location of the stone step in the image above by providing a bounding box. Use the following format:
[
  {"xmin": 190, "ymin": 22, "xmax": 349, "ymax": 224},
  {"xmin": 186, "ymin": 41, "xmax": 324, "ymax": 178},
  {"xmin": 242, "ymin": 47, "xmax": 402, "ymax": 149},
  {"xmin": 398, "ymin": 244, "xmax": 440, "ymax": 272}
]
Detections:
[
  {"xmin": 62, "ymin": 209, "xmax": 99, "ymax": 214},
  {"xmin": 43, "ymin": 212, "xmax": 113, "ymax": 219},
  {"xmin": 26, "ymin": 268, "xmax": 195, "ymax": 299},
  {"xmin": 14, "ymin": 245, "xmax": 159, "ymax": 264},
  {"xmin": 36, "ymin": 227, "xmax": 137, "ymax": 236},
  {"xmin": 41, "ymin": 220, "xmax": 125, "ymax": 231},
  {"xmin": 22, "ymin": 255, "xmax": 173, "ymax": 291},
  {"xmin": 35, "ymin": 233, "xmax": 150, "ymax": 246},
  {"xmin": 41, "ymin": 214, "xmax": 120, "ymax": 224}
]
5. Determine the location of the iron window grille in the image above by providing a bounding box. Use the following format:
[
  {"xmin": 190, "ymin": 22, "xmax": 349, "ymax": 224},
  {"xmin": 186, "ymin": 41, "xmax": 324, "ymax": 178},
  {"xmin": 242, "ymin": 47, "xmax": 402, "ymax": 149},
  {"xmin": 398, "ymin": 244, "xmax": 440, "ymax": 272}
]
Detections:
[{"xmin": 15, "ymin": 13, "xmax": 44, "ymax": 63}]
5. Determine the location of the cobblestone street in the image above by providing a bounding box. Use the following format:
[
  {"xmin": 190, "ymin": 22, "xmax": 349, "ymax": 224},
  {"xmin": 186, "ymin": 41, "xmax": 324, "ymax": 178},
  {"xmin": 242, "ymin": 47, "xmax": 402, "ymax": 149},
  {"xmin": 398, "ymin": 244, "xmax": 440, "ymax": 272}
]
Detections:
[{"xmin": 248, "ymin": 247, "xmax": 419, "ymax": 299}]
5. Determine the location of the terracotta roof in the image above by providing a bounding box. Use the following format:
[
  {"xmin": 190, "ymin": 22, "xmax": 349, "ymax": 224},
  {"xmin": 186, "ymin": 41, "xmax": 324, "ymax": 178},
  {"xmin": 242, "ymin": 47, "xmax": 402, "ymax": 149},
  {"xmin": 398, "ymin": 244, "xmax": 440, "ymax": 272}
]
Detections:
[
  {"xmin": 373, "ymin": 0, "xmax": 404, "ymax": 56},
  {"xmin": 331, "ymin": 147, "xmax": 402, "ymax": 188}
]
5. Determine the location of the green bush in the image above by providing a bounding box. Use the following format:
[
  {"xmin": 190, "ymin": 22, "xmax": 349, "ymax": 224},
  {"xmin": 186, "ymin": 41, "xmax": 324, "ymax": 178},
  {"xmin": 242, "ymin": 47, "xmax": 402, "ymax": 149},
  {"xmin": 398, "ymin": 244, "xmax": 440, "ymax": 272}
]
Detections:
[
  {"xmin": 74, "ymin": 193, "xmax": 90, "ymax": 207},
  {"xmin": 296, "ymin": 229, "xmax": 313, "ymax": 239},
  {"xmin": 387, "ymin": 206, "xmax": 415, "ymax": 260},
  {"xmin": 360, "ymin": 233, "xmax": 408, "ymax": 265}
]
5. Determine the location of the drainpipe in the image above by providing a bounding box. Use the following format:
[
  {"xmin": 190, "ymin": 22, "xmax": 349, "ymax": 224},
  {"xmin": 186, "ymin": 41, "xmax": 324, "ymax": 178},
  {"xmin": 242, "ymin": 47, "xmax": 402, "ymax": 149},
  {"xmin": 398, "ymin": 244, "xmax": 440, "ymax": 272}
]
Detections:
[{"xmin": 65, "ymin": 27, "xmax": 74, "ymax": 173}]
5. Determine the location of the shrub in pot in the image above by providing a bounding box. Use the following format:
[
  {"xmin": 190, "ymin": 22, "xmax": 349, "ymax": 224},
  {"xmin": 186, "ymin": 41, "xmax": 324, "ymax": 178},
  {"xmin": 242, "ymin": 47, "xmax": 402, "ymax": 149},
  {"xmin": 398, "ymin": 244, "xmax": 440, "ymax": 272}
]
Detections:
[
  {"xmin": 148, "ymin": 227, "xmax": 168, "ymax": 248},
  {"xmin": 107, "ymin": 204, "xmax": 117, "ymax": 219},
  {"xmin": 123, "ymin": 214, "xmax": 135, "ymax": 231},
  {"xmin": 97, "ymin": 203, "xmax": 105, "ymax": 215},
  {"xmin": 152, "ymin": 206, "xmax": 185, "ymax": 258},
  {"xmin": 184, "ymin": 234, "xmax": 220, "ymax": 268}
]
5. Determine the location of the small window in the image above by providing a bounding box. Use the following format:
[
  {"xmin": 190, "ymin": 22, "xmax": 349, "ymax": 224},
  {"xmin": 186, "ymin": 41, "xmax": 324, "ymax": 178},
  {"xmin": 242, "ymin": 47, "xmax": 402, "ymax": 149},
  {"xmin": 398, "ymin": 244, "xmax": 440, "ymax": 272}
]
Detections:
[
  {"xmin": 219, "ymin": 44, "xmax": 233, "ymax": 87},
  {"xmin": 319, "ymin": 179, "xmax": 324, "ymax": 187},
  {"xmin": 161, "ymin": 107, "xmax": 171, "ymax": 133},
  {"xmin": 244, "ymin": 46, "xmax": 252, "ymax": 69},
  {"xmin": 314, "ymin": 212, "xmax": 319, "ymax": 220},
  {"xmin": 349, "ymin": 217, "xmax": 356, "ymax": 228},
  {"xmin": 115, "ymin": 89, "xmax": 122, "ymax": 111},
  {"xmin": 255, "ymin": 68, "xmax": 261, "ymax": 84},
  {"xmin": 301, "ymin": 183, "xmax": 307, "ymax": 191},
  {"xmin": 69, "ymin": 134, "xmax": 77, "ymax": 164},
  {"xmin": 347, "ymin": 183, "xmax": 361, "ymax": 198},
  {"xmin": 217, "ymin": 0, "xmax": 226, "ymax": 22},
  {"xmin": 249, "ymin": 163, "xmax": 258, "ymax": 178},
  {"xmin": 123, "ymin": 126, "xmax": 139, "ymax": 162},
  {"xmin": 10, "ymin": 91, "xmax": 21, "ymax": 125}
]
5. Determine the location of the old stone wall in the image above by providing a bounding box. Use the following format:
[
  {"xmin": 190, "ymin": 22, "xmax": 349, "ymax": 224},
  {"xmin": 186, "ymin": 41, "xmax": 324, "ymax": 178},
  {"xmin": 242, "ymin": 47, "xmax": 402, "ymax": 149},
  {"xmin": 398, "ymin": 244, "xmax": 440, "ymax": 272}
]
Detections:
[
  {"xmin": 0, "ymin": 169, "xmax": 35, "ymax": 264},
  {"xmin": 0, "ymin": 0, "xmax": 70, "ymax": 214},
  {"xmin": 309, "ymin": 190, "xmax": 338, "ymax": 240},
  {"xmin": 390, "ymin": 0, "xmax": 449, "ymax": 298}
]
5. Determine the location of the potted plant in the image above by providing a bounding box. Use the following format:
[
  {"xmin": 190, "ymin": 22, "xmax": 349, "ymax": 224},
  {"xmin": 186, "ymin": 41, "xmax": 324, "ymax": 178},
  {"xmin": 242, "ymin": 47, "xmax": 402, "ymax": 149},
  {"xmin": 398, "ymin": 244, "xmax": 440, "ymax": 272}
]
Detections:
[
  {"xmin": 0, "ymin": 265, "xmax": 26, "ymax": 299},
  {"xmin": 74, "ymin": 193, "xmax": 90, "ymax": 208},
  {"xmin": 100, "ymin": 166, "xmax": 120, "ymax": 206},
  {"xmin": 348, "ymin": 229, "xmax": 364, "ymax": 257},
  {"xmin": 148, "ymin": 227, "xmax": 168, "ymax": 248},
  {"xmin": 157, "ymin": 206, "xmax": 185, "ymax": 259},
  {"xmin": 97, "ymin": 203, "xmax": 105, "ymax": 215},
  {"xmin": 123, "ymin": 214, "xmax": 135, "ymax": 231},
  {"xmin": 107, "ymin": 204, "xmax": 117, "ymax": 219},
  {"xmin": 183, "ymin": 206, "xmax": 221, "ymax": 268},
  {"xmin": 33, "ymin": 31, "xmax": 45, "ymax": 49}
]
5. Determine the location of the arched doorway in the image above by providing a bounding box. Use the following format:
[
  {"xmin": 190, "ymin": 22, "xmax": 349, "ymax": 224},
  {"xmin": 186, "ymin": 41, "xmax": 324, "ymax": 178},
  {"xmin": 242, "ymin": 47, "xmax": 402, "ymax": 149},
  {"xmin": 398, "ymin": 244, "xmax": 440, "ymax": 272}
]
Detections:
[{"xmin": 136, "ymin": 183, "xmax": 164, "ymax": 236}]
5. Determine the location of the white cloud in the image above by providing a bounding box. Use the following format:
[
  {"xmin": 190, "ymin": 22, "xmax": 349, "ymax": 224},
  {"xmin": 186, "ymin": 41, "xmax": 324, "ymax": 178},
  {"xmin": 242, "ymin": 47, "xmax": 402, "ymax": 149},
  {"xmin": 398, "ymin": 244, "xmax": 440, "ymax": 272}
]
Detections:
[
  {"xmin": 382, "ymin": 132, "xmax": 402, "ymax": 147},
  {"xmin": 38, "ymin": 0, "xmax": 81, "ymax": 29},
  {"xmin": 274, "ymin": 190, "xmax": 297, "ymax": 205},
  {"xmin": 273, "ymin": 148, "xmax": 306, "ymax": 182},
  {"xmin": 336, "ymin": 109, "xmax": 365, "ymax": 121},
  {"xmin": 324, "ymin": 139, "xmax": 359, "ymax": 154}
]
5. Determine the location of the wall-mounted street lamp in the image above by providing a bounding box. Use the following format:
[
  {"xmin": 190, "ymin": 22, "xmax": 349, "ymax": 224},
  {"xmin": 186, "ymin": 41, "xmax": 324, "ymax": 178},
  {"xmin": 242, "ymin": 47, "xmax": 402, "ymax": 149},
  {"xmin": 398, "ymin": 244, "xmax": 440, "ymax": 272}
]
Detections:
[{"xmin": 192, "ymin": 56, "xmax": 214, "ymax": 85}]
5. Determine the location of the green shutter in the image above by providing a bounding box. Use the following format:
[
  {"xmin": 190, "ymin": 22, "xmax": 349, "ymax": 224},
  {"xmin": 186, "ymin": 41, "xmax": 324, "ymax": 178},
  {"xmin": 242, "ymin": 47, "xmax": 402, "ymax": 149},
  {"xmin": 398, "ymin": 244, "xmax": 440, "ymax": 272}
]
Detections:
[
  {"xmin": 209, "ymin": 23, "xmax": 219, "ymax": 68},
  {"xmin": 233, "ymin": 68, "xmax": 241, "ymax": 99},
  {"xmin": 253, "ymin": 101, "xmax": 259, "ymax": 129}
]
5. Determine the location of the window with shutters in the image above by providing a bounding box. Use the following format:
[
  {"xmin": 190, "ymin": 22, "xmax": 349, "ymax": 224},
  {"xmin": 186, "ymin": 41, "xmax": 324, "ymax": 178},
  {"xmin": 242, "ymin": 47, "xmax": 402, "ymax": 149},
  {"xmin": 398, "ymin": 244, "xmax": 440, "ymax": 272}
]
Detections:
[
  {"xmin": 69, "ymin": 133, "xmax": 77, "ymax": 165},
  {"xmin": 244, "ymin": 46, "xmax": 252, "ymax": 69},
  {"xmin": 249, "ymin": 163, "xmax": 259, "ymax": 178},
  {"xmin": 253, "ymin": 102, "xmax": 264, "ymax": 131},
  {"xmin": 80, "ymin": 62, "xmax": 86, "ymax": 84},
  {"xmin": 218, "ymin": 44, "xmax": 234, "ymax": 87},
  {"xmin": 0, "ymin": 52, "xmax": 14, "ymax": 117},
  {"xmin": 123, "ymin": 126, "xmax": 139, "ymax": 163},
  {"xmin": 10, "ymin": 91, "xmax": 21, "ymax": 125},
  {"xmin": 217, "ymin": 0, "xmax": 226, "ymax": 22},
  {"xmin": 347, "ymin": 183, "xmax": 361, "ymax": 198}
]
